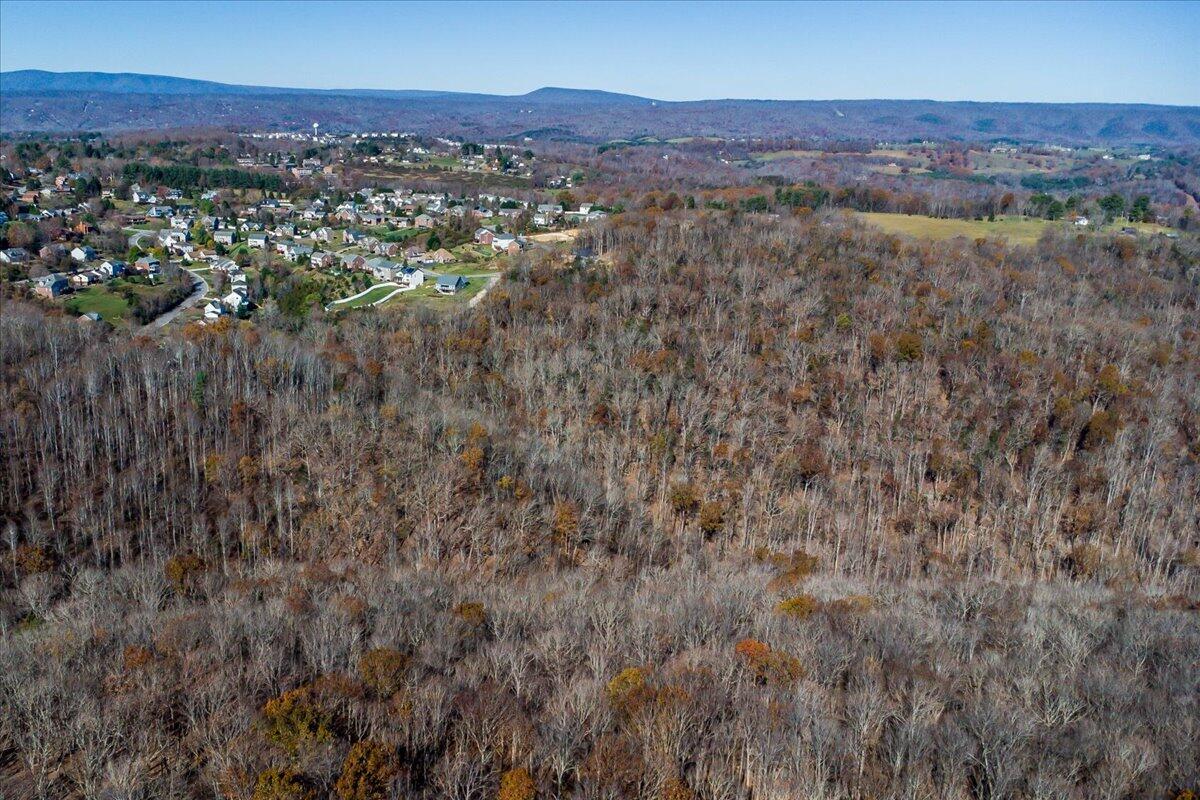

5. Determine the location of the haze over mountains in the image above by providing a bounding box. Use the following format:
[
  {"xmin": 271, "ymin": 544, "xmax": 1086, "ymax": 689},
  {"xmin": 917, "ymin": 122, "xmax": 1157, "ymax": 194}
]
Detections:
[{"xmin": 2, "ymin": 69, "xmax": 1199, "ymax": 145}]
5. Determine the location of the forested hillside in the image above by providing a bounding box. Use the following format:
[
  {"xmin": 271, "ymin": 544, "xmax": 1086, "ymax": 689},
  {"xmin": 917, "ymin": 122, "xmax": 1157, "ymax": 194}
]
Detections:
[
  {"xmin": 2, "ymin": 211, "xmax": 1198, "ymax": 798},
  {"xmin": 3, "ymin": 70, "xmax": 1199, "ymax": 145}
]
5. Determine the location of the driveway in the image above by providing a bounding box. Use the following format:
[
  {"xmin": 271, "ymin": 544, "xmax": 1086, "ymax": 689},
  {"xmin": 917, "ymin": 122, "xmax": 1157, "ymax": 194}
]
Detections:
[{"xmin": 469, "ymin": 274, "xmax": 501, "ymax": 308}]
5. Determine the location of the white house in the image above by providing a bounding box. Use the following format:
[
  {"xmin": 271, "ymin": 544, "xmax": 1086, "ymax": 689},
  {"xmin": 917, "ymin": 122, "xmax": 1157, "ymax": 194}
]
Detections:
[
  {"xmin": 71, "ymin": 246, "xmax": 97, "ymax": 262},
  {"xmin": 223, "ymin": 291, "xmax": 248, "ymax": 312},
  {"xmin": 99, "ymin": 259, "xmax": 127, "ymax": 278},
  {"xmin": 398, "ymin": 266, "xmax": 424, "ymax": 288},
  {"xmin": 159, "ymin": 229, "xmax": 189, "ymax": 245},
  {"xmin": 284, "ymin": 243, "xmax": 314, "ymax": 263},
  {"xmin": 491, "ymin": 234, "xmax": 517, "ymax": 253}
]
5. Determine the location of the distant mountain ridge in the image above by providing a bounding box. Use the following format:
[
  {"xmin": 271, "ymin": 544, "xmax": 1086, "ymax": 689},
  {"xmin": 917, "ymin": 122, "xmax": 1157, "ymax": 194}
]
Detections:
[
  {"xmin": 2, "ymin": 69, "xmax": 1198, "ymax": 145},
  {"xmin": 0, "ymin": 70, "xmax": 648, "ymax": 103}
]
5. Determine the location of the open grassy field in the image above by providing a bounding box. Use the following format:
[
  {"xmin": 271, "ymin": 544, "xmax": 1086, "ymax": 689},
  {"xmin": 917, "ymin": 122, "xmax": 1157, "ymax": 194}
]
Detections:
[
  {"xmin": 63, "ymin": 278, "xmax": 186, "ymax": 323},
  {"xmin": 752, "ymin": 149, "xmax": 826, "ymax": 162},
  {"xmin": 853, "ymin": 212, "xmax": 1181, "ymax": 246},
  {"xmin": 1116, "ymin": 220, "xmax": 1176, "ymax": 236},
  {"xmin": 853, "ymin": 212, "xmax": 1057, "ymax": 245},
  {"xmin": 967, "ymin": 150, "xmax": 1054, "ymax": 175},
  {"xmin": 64, "ymin": 287, "xmax": 130, "ymax": 322},
  {"xmin": 431, "ymin": 261, "xmax": 497, "ymax": 276},
  {"xmin": 419, "ymin": 155, "xmax": 460, "ymax": 169}
]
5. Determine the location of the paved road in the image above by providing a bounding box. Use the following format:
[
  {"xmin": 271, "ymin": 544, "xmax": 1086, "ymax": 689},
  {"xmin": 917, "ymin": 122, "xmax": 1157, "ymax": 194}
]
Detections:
[
  {"xmin": 127, "ymin": 229, "xmax": 157, "ymax": 248},
  {"xmin": 139, "ymin": 267, "xmax": 209, "ymax": 332},
  {"xmin": 126, "ymin": 229, "xmax": 212, "ymax": 331}
]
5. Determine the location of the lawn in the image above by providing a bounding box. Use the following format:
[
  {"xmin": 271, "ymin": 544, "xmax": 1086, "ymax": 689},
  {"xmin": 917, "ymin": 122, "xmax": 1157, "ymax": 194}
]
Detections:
[
  {"xmin": 854, "ymin": 212, "xmax": 1057, "ymax": 246},
  {"xmin": 430, "ymin": 261, "xmax": 499, "ymax": 276},
  {"xmin": 451, "ymin": 243, "xmax": 495, "ymax": 259},
  {"xmin": 333, "ymin": 284, "xmax": 401, "ymax": 310},
  {"xmin": 421, "ymin": 155, "xmax": 460, "ymax": 169},
  {"xmin": 372, "ymin": 227, "xmax": 424, "ymax": 243},
  {"xmin": 378, "ymin": 278, "xmax": 488, "ymax": 309},
  {"xmin": 122, "ymin": 220, "xmax": 168, "ymax": 231},
  {"xmin": 64, "ymin": 287, "xmax": 131, "ymax": 322}
]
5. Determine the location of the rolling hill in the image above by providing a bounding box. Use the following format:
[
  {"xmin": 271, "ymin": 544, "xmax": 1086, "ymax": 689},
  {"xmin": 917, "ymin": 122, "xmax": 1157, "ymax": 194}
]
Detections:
[{"xmin": 2, "ymin": 69, "xmax": 1198, "ymax": 145}]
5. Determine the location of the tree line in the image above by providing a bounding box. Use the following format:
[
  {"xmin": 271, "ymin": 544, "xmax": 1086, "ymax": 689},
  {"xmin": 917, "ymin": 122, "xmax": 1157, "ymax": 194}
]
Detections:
[{"xmin": 121, "ymin": 163, "xmax": 286, "ymax": 192}]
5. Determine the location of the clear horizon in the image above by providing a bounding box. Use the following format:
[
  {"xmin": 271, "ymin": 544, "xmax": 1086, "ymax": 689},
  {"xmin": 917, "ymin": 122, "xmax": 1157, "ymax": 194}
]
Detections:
[{"xmin": 1, "ymin": 0, "xmax": 1198, "ymax": 106}]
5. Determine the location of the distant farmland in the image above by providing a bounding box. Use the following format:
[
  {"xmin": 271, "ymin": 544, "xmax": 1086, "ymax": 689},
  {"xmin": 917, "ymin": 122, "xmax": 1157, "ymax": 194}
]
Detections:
[{"xmin": 853, "ymin": 212, "xmax": 1056, "ymax": 245}]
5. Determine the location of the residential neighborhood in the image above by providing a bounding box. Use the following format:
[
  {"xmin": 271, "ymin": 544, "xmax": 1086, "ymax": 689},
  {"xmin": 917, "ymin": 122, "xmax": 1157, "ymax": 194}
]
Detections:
[{"xmin": 0, "ymin": 134, "xmax": 609, "ymax": 326}]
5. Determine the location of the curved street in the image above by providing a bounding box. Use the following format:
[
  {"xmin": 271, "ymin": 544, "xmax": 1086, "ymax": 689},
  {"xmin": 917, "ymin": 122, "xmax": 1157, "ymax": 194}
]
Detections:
[{"xmin": 139, "ymin": 266, "xmax": 209, "ymax": 332}]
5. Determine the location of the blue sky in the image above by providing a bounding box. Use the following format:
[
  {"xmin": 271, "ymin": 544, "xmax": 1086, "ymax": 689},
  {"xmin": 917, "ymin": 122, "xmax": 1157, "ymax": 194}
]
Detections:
[{"xmin": 1, "ymin": 0, "xmax": 1197, "ymax": 104}]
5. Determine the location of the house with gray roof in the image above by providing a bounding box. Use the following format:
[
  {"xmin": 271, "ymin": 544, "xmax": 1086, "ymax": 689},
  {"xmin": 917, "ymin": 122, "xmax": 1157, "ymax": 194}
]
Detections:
[
  {"xmin": 0, "ymin": 247, "xmax": 29, "ymax": 263},
  {"xmin": 34, "ymin": 273, "xmax": 69, "ymax": 298},
  {"xmin": 435, "ymin": 274, "xmax": 467, "ymax": 295}
]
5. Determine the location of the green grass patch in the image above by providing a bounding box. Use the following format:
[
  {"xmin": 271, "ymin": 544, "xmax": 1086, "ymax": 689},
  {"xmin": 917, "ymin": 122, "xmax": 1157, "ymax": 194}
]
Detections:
[
  {"xmin": 334, "ymin": 284, "xmax": 401, "ymax": 310},
  {"xmin": 130, "ymin": 219, "xmax": 169, "ymax": 231},
  {"xmin": 372, "ymin": 227, "xmax": 424, "ymax": 243},
  {"xmin": 431, "ymin": 263, "xmax": 498, "ymax": 276},
  {"xmin": 379, "ymin": 278, "xmax": 488, "ymax": 309},
  {"xmin": 64, "ymin": 287, "xmax": 131, "ymax": 321}
]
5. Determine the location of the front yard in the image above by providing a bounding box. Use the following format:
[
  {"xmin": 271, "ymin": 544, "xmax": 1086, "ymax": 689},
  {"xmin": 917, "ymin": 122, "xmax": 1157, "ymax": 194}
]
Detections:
[{"xmin": 378, "ymin": 277, "xmax": 490, "ymax": 308}]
